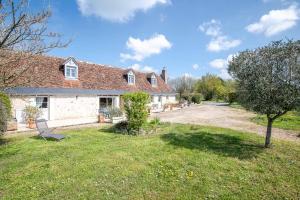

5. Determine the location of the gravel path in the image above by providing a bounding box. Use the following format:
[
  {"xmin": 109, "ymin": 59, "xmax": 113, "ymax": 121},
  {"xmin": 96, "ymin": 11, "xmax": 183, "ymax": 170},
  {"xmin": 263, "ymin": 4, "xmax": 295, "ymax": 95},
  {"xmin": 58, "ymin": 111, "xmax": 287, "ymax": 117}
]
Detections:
[{"xmin": 152, "ymin": 103, "xmax": 299, "ymax": 142}]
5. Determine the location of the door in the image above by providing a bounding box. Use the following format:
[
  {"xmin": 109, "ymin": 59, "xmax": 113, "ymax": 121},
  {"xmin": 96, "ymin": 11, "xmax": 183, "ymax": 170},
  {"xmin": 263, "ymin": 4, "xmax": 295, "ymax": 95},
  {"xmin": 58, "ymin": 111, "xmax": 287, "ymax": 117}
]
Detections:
[{"xmin": 35, "ymin": 97, "xmax": 49, "ymax": 120}]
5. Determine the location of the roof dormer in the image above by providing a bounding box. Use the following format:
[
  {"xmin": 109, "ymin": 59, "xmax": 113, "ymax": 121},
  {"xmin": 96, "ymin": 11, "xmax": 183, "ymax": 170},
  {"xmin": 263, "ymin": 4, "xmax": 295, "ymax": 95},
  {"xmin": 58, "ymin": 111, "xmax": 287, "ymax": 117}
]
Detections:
[
  {"xmin": 127, "ymin": 70, "xmax": 135, "ymax": 85},
  {"xmin": 64, "ymin": 57, "xmax": 78, "ymax": 80},
  {"xmin": 148, "ymin": 73, "xmax": 157, "ymax": 87}
]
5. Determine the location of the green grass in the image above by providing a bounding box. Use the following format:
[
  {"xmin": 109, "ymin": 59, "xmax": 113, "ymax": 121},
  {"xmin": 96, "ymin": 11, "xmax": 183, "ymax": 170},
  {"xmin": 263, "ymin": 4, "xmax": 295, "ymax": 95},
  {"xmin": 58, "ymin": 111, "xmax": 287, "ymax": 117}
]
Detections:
[
  {"xmin": 228, "ymin": 102, "xmax": 244, "ymax": 109},
  {"xmin": 252, "ymin": 111, "xmax": 300, "ymax": 132},
  {"xmin": 0, "ymin": 124, "xmax": 299, "ymax": 199}
]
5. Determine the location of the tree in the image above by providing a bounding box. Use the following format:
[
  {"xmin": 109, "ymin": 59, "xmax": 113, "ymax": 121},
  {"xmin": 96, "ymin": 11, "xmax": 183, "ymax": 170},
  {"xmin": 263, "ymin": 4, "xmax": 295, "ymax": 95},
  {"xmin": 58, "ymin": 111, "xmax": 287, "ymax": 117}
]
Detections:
[
  {"xmin": 195, "ymin": 74, "xmax": 226, "ymax": 100},
  {"xmin": 123, "ymin": 92, "xmax": 150, "ymax": 134},
  {"xmin": 228, "ymin": 40, "xmax": 300, "ymax": 147},
  {"xmin": 169, "ymin": 74, "xmax": 196, "ymax": 99},
  {"xmin": 0, "ymin": 0, "xmax": 70, "ymax": 91}
]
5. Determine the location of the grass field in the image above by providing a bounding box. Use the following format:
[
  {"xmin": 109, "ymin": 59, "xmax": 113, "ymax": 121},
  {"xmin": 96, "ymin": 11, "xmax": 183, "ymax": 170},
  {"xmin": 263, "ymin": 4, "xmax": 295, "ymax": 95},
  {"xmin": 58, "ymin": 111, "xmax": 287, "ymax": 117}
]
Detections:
[
  {"xmin": 229, "ymin": 103, "xmax": 300, "ymax": 132},
  {"xmin": 0, "ymin": 124, "xmax": 299, "ymax": 199},
  {"xmin": 252, "ymin": 111, "xmax": 300, "ymax": 132}
]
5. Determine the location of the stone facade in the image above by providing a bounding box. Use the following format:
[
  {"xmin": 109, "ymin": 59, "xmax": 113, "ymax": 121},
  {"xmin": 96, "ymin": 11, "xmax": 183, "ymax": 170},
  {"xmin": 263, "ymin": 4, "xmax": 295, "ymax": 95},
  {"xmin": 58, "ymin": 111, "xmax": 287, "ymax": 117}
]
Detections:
[{"xmin": 11, "ymin": 95, "xmax": 175, "ymax": 125}]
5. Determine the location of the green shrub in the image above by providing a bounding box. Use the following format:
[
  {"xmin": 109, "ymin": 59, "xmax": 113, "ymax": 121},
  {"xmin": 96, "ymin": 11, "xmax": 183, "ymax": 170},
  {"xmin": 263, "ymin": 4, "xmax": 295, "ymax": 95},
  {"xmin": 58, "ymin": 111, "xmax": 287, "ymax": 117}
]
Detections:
[
  {"xmin": 0, "ymin": 101, "xmax": 8, "ymax": 134},
  {"xmin": 227, "ymin": 92, "xmax": 237, "ymax": 104},
  {"xmin": 191, "ymin": 93, "xmax": 203, "ymax": 104},
  {"xmin": 181, "ymin": 94, "xmax": 192, "ymax": 103},
  {"xmin": 0, "ymin": 92, "xmax": 12, "ymax": 119},
  {"xmin": 123, "ymin": 92, "xmax": 150, "ymax": 134},
  {"xmin": 113, "ymin": 121, "xmax": 129, "ymax": 134}
]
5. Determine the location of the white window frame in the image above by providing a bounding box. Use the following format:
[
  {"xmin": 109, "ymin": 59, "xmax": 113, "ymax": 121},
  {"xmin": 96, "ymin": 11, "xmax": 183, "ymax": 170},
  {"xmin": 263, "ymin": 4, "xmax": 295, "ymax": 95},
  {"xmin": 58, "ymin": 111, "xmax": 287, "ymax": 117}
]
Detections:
[
  {"xmin": 65, "ymin": 64, "xmax": 78, "ymax": 80},
  {"xmin": 127, "ymin": 71, "xmax": 135, "ymax": 85},
  {"xmin": 151, "ymin": 75, "xmax": 157, "ymax": 87},
  {"xmin": 65, "ymin": 65, "xmax": 78, "ymax": 79}
]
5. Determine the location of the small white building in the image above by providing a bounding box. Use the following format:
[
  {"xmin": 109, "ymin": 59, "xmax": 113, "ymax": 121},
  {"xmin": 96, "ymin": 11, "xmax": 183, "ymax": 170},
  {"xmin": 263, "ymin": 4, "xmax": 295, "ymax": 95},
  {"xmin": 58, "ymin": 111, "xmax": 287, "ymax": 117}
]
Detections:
[{"xmin": 7, "ymin": 55, "xmax": 176, "ymax": 128}]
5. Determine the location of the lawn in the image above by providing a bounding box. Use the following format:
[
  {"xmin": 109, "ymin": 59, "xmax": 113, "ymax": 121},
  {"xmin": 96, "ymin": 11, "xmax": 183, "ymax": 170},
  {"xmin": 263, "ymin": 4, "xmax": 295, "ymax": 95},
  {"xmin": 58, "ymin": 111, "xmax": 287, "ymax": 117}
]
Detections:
[
  {"xmin": 251, "ymin": 111, "xmax": 300, "ymax": 132},
  {"xmin": 229, "ymin": 103, "xmax": 300, "ymax": 132},
  {"xmin": 0, "ymin": 124, "xmax": 299, "ymax": 199}
]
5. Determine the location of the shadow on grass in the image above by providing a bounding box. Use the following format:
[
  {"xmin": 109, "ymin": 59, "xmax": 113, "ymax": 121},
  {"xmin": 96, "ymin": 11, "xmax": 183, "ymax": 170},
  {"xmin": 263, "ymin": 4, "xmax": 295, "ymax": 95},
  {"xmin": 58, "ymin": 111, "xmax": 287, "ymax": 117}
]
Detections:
[
  {"xmin": 30, "ymin": 135, "xmax": 63, "ymax": 142},
  {"xmin": 0, "ymin": 137, "xmax": 10, "ymax": 146},
  {"xmin": 161, "ymin": 131, "xmax": 263, "ymax": 160}
]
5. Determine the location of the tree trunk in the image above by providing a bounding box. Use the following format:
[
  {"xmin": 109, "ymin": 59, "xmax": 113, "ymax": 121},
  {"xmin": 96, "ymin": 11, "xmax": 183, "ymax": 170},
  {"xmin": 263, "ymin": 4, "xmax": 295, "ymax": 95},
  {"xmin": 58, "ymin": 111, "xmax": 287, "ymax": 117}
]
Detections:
[{"xmin": 265, "ymin": 117, "xmax": 273, "ymax": 148}]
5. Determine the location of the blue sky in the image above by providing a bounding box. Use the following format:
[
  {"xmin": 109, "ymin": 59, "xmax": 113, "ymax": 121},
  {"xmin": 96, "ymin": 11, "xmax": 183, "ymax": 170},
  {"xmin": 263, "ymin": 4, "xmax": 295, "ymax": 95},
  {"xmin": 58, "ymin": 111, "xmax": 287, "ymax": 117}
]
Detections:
[{"xmin": 32, "ymin": 0, "xmax": 300, "ymax": 79}]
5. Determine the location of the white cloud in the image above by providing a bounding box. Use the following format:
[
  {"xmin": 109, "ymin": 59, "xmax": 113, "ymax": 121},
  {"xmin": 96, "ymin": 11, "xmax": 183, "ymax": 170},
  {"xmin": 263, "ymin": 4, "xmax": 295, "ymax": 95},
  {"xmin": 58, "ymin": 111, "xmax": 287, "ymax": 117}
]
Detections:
[
  {"xmin": 207, "ymin": 36, "xmax": 241, "ymax": 52},
  {"xmin": 262, "ymin": 0, "xmax": 288, "ymax": 3},
  {"xmin": 198, "ymin": 19, "xmax": 222, "ymax": 37},
  {"xmin": 246, "ymin": 5, "xmax": 300, "ymax": 36},
  {"xmin": 77, "ymin": 0, "xmax": 169, "ymax": 22},
  {"xmin": 131, "ymin": 63, "xmax": 141, "ymax": 71},
  {"xmin": 219, "ymin": 69, "xmax": 231, "ymax": 80},
  {"xmin": 209, "ymin": 59, "xmax": 227, "ymax": 69},
  {"xmin": 209, "ymin": 54, "xmax": 234, "ymax": 69},
  {"xmin": 143, "ymin": 66, "xmax": 158, "ymax": 73},
  {"xmin": 192, "ymin": 64, "xmax": 199, "ymax": 70},
  {"xmin": 129, "ymin": 64, "xmax": 158, "ymax": 73},
  {"xmin": 120, "ymin": 34, "xmax": 172, "ymax": 62},
  {"xmin": 209, "ymin": 54, "xmax": 235, "ymax": 79},
  {"xmin": 199, "ymin": 19, "xmax": 241, "ymax": 52}
]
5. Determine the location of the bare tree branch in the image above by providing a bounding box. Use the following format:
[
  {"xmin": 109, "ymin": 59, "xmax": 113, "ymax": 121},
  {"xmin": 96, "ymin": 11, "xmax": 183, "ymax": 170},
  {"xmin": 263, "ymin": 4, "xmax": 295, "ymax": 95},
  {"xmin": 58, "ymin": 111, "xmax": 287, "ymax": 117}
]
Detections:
[{"xmin": 0, "ymin": 0, "xmax": 71, "ymax": 91}]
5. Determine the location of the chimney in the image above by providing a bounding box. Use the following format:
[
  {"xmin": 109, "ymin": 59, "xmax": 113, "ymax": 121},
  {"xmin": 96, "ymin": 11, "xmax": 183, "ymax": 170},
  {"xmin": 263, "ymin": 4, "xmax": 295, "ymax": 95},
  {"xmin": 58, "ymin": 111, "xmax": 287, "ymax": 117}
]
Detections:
[{"xmin": 161, "ymin": 67, "xmax": 167, "ymax": 83}]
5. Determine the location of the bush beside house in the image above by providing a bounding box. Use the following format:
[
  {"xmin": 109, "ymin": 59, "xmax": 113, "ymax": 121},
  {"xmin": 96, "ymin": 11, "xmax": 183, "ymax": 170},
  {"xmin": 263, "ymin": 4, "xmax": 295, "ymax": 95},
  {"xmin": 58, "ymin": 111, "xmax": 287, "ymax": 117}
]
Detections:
[
  {"xmin": 0, "ymin": 101, "xmax": 8, "ymax": 134},
  {"xmin": 123, "ymin": 92, "xmax": 150, "ymax": 134},
  {"xmin": 0, "ymin": 93, "xmax": 12, "ymax": 134}
]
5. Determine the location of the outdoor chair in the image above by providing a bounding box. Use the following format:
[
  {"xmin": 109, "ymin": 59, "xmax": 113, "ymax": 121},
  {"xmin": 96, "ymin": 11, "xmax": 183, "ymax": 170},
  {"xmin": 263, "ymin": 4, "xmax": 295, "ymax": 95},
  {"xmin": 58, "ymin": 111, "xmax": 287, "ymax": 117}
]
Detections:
[{"xmin": 35, "ymin": 119, "xmax": 65, "ymax": 140}]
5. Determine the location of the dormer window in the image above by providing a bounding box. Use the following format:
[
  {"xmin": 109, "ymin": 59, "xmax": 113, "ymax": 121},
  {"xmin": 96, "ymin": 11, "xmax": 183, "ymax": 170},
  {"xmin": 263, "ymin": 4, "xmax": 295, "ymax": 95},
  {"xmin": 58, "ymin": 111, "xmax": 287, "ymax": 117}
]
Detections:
[
  {"xmin": 64, "ymin": 58, "xmax": 78, "ymax": 80},
  {"xmin": 150, "ymin": 74, "xmax": 157, "ymax": 87},
  {"xmin": 65, "ymin": 66, "xmax": 77, "ymax": 79},
  {"xmin": 127, "ymin": 71, "xmax": 135, "ymax": 85}
]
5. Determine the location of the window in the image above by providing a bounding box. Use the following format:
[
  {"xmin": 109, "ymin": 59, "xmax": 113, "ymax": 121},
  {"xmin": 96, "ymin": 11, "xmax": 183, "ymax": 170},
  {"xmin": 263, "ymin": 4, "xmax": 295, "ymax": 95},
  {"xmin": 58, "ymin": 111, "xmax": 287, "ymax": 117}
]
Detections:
[
  {"xmin": 149, "ymin": 74, "xmax": 157, "ymax": 87},
  {"xmin": 65, "ymin": 65, "xmax": 77, "ymax": 79},
  {"xmin": 151, "ymin": 77, "xmax": 157, "ymax": 86},
  {"xmin": 127, "ymin": 71, "xmax": 135, "ymax": 84},
  {"xmin": 99, "ymin": 98, "xmax": 114, "ymax": 111},
  {"xmin": 36, "ymin": 97, "xmax": 48, "ymax": 108},
  {"xmin": 166, "ymin": 96, "xmax": 169, "ymax": 100}
]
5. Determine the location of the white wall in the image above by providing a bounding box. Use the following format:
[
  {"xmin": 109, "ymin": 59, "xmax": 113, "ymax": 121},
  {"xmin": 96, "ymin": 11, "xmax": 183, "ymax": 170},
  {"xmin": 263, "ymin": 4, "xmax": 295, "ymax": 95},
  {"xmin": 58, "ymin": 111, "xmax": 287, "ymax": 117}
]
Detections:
[
  {"xmin": 150, "ymin": 95, "xmax": 177, "ymax": 109},
  {"xmin": 49, "ymin": 96, "xmax": 99, "ymax": 120},
  {"xmin": 11, "ymin": 94, "xmax": 175, "ymax": 123},
  {"xmin": 11, "ymin": 96, "xmax": 35, "ymax": 123},
  {"xmin": 168, "ymin": 96, "xmax": 176, "ymax": 103},
  {"xmin": 11, "ymin": 95, "xmax": 121, "ymax": 122}
]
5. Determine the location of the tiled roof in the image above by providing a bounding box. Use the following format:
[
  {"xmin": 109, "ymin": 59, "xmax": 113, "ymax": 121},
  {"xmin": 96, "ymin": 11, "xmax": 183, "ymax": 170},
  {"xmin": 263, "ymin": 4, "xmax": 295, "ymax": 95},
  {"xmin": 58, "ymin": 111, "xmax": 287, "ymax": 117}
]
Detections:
[{"xmin": 15, "ymin": 54, "xmax": 173, "ymax": 94}]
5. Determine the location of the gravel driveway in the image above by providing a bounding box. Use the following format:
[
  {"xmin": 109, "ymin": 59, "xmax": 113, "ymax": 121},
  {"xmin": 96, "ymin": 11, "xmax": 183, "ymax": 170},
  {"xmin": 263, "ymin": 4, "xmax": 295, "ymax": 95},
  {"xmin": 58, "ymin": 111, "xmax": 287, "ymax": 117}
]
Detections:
[{"xmin": 152, "ymin": 102, "xmax": 299, "ymax": 142}]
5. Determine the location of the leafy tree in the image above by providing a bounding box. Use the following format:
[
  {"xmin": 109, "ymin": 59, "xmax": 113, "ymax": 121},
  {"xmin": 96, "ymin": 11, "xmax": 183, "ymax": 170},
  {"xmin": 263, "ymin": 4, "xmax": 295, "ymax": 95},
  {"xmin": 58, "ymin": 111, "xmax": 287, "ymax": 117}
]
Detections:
[
  {"xmin": 123, "ymin": 92, "xmax": 150, "ymax": 134},
  {"xmin": 0, "ymin": 0, "xmax": 70, "ymax": 91},
  {"xmin": 228, "ymin": 40, "xmax": 300, "ymax": 147},
  {"xmin": 195, "ymin": 74, "xmax": 225, "ymax": 100}
]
